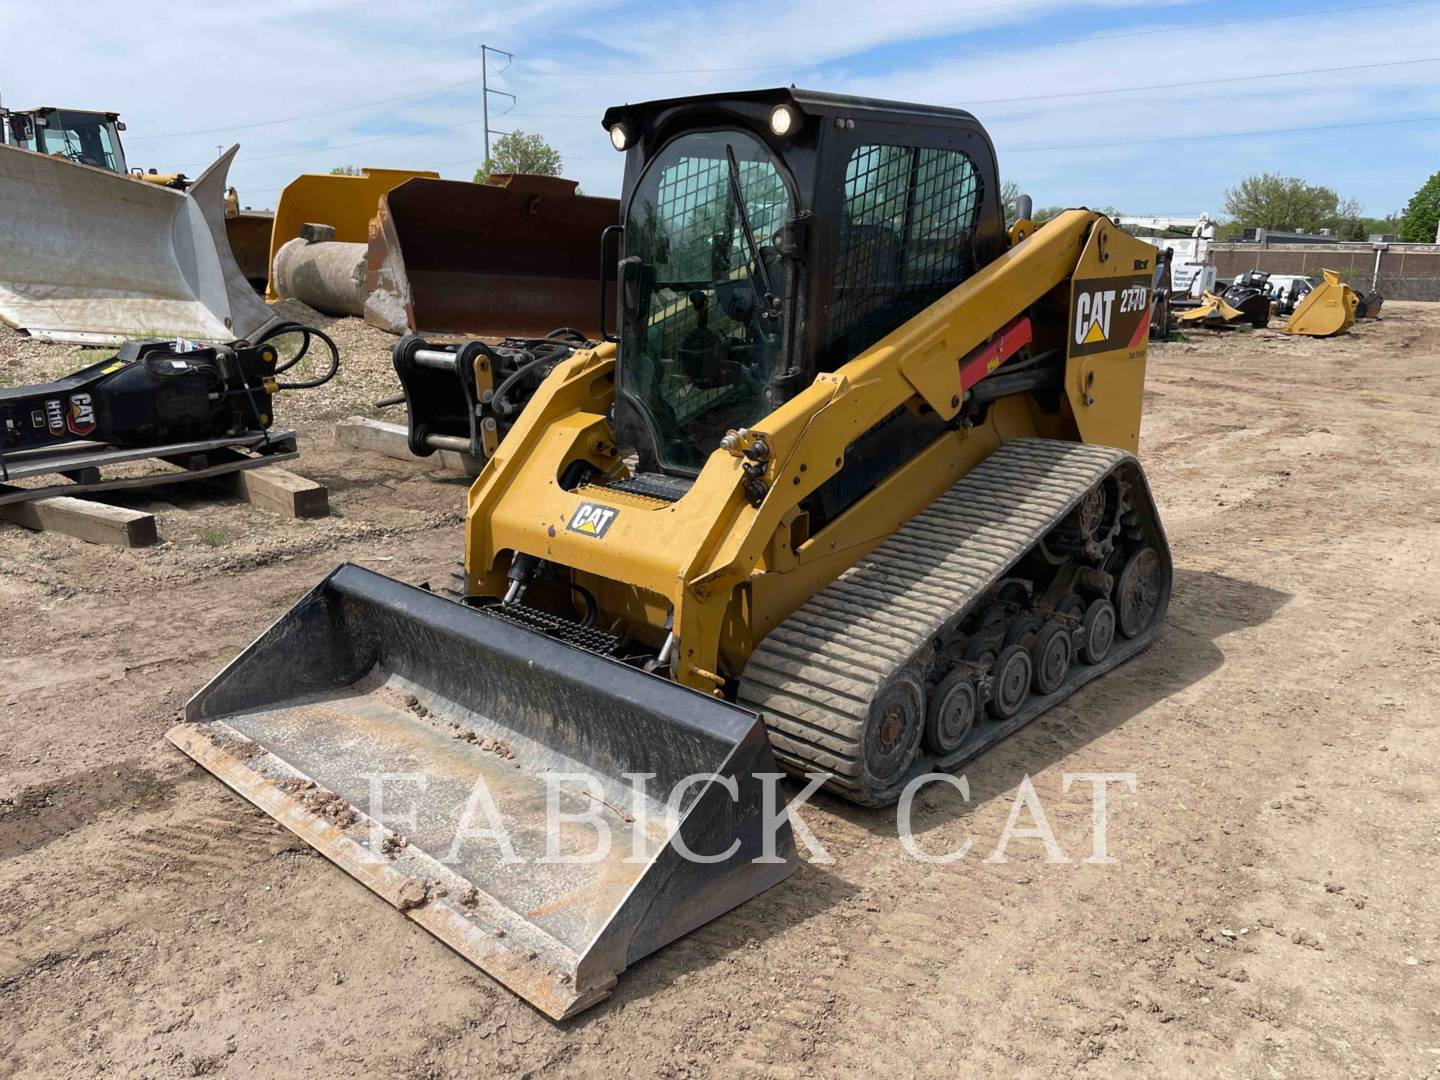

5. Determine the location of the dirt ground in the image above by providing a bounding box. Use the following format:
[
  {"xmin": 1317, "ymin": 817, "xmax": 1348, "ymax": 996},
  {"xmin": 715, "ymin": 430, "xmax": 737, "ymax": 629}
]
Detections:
[{"xmin": 3, "ymin": 305, "xmax": 1438, "ymax": 1079}]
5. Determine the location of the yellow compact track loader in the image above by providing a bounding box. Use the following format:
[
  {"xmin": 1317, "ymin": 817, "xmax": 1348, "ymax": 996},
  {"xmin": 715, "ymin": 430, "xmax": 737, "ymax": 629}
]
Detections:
[{"xmin": 171, "ymin": 89, "xmax": 1172, "ymax": 1018}]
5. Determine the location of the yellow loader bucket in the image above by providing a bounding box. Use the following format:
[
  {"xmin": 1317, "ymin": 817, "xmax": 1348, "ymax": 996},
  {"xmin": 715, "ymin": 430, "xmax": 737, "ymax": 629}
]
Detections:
[
  {"xmin": 1284, "ymin": 269, "xmax": 1358, "ymax": 337},
  {"xmin": 264, "ymin": 167, "xmax": 439, "ymax": 301},
  {"xmin": 1175, "ymin": 290, "xmax": 1243, "ymax": 325},
  {"xmin": 168, "ymin": 565, "xmax": 798, "ymax": 1019}
]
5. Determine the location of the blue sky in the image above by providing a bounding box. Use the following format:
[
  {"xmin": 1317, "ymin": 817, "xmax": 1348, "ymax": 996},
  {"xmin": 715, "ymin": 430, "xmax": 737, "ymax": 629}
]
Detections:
[{"xmin": 4, "ymin": 0, "xmax": 1437, "ymax": 217}]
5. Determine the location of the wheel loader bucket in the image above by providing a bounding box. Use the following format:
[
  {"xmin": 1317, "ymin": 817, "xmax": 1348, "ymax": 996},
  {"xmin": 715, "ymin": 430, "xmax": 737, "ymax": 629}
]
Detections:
[
  {"xmin": 0, "ymin": 144, "xmax": 277, "ymax": 344},
  {"xmin": 363, "ymin": 175, "xmax": 619, "ymax": 337},
  {"xmin": 167, "ymin": 564, "xmax": 798, "ymax": 1019},
  {"xmin": 1284, "ymin": 269, "xmax": 1358, "ymax": 337},
  {"xmin": 264, "ymin": 167, "xmax": 439, "ymax": 301}
]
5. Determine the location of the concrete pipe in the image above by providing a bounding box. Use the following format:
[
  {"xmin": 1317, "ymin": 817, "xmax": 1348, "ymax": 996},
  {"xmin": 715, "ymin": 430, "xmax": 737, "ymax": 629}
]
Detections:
[{"xmin": 271, "ymin": 224, "xmax": 368, "ymax": 317}]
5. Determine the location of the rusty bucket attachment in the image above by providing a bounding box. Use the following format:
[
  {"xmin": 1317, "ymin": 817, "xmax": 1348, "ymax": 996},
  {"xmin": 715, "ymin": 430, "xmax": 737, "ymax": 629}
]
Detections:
[
  {"xmin": 1284, "ymin": 269, "xmax": 1358, "ymax": 337},
  {"xmin": 364, "ymin": 175, "xmax": 618, "ymax": 338},
  {"xmin": 168, "ymin": 565, "xmax": 798, "ymax": 1019}
]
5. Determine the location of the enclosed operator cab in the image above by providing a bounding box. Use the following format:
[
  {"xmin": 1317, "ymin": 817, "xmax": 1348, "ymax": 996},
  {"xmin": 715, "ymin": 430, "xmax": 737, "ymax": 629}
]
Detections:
[
  {"xmin": 1, "ymin": 106, "xmax": 129, "ymax": 173},
  {"xmin": 601, "ymin": 89, "xmax": 1007, "ymax": 495}
]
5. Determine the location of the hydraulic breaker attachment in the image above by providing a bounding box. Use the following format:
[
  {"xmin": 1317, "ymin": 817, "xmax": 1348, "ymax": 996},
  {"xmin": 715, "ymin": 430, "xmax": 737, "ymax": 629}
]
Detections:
[{"xmin": 168, "ymin": 565, "xmax": 799, "ymax": 1019}]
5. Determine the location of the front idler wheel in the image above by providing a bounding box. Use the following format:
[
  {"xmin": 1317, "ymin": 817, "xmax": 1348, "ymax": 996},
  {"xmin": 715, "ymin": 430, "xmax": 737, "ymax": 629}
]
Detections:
[
  {"xmin": 862, "ymin": 669, "xmax": 925, "ymax": 790},
  {"xmin": 925, "ymin": 670, "xmax": 978, "ymax": 754},
  {"xmin": 1115, "ymin": 545, "xmax": 1164, "ymax": 638},
  {"xmin": 987, "ymin": 644, "xmax": 1032, "ymax": 720}
]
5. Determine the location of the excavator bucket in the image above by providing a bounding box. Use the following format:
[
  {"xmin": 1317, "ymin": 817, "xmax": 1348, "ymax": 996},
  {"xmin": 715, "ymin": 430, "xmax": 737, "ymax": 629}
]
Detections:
[
  {"xmin": 264, "ymin": 167, "xmax": 439, "ymax": 301},
  {"xmin": 0, "ymin": 144, "xmax": 276, "ymax": 344},
  {"xmin": 1175, "ymin": 290, "xmax": 1244, "ymax": 326},
  {"xmin": 364, "ymin": 175, "xmax": 618, "ymax": 337},
  {"xmin": 1284, "ymin": 269, "xmax": 1358, "ymax": 337},
  {"xmin": 167, "ymin": 564, "xmax": 798, "ymax": 1019}
]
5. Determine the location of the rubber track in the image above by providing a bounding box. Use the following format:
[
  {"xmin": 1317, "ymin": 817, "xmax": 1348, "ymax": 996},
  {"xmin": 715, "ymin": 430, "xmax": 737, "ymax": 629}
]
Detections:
[{"xmin": 738, "ymin": 437, "xmax": 1165, "ymax": 806}]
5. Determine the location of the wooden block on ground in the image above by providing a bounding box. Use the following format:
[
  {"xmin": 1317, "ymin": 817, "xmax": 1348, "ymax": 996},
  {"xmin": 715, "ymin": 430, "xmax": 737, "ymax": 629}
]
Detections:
[
  {"xmin": 0, "ymin": 495, "xmax": 158, "ymax": 547},
  {"xmin": 335, "ymin": 416, "xmax": 481, "ymax": 476},
  {"xmin": 212, "ymin": 465, "xmax": 329, "ymax": 519}
]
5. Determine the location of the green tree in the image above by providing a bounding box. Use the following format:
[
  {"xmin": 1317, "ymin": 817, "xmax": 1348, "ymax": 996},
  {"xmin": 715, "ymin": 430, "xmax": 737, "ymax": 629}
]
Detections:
[
  {"xmin": 473, "ymin": 131, "xmax": 563, "ymax": 181},
  {"xmin": 1400, "ymin": 171, "xmax": 1440, "ymax": 242},
  {"xmin": 330, "ymin": 165, "xmax": 362, "ymax": 176},
  {"xmin": 1222, "ymin": 173, "xmax": 1361, "ymax": 234},
  {"xmin": 1001, "ymin": 180, "xmax": 1022, "ymax": 225}
]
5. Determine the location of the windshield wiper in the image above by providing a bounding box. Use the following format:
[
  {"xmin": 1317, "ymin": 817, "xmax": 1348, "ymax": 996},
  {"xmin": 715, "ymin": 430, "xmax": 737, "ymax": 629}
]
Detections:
[{"xmin": 724, "ymin": 146, "xmax": 779, "ymax": 320}]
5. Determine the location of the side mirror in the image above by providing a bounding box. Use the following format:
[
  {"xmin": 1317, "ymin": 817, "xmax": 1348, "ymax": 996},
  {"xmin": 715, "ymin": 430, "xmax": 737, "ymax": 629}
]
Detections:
[{"xmin": 8, "ymin": 114, "xmax": 34, "ymax": 143}]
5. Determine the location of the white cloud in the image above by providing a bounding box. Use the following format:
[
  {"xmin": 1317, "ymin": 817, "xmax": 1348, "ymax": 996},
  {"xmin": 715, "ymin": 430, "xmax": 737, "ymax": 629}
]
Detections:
[{"xmin": 5, "ymin": 0, "xmax": 1434, "ymax": 214}]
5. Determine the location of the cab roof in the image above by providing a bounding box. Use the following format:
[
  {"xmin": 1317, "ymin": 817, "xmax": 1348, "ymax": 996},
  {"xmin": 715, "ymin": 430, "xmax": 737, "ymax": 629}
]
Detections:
[{"xmin": 601, "ymin": 87, "xmax": 981, "ymax": 131}]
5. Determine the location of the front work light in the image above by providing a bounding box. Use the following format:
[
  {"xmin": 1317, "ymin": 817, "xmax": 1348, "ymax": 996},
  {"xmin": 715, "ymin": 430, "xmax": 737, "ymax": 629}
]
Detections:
[
  {"xmin": 769, "ymin": 104, "xmax": 798, "ymax": 137},
  {"xmin": 609, "ymin": 123, "xmax": 634, "ymax": 151}
]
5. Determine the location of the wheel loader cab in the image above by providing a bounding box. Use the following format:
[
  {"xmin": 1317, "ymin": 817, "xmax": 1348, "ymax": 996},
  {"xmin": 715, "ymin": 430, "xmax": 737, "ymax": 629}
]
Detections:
[
  {"xmin": 2, "ymin": 107, "xmax": 128, "ymax": 173},
  {"xmin": 602, "ymin": 89, "xmax": 1008, "ymax": 478}
]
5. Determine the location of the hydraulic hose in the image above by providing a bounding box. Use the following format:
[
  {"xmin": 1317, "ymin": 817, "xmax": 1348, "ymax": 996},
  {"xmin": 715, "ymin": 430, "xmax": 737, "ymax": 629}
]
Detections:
[
  {"xmin": 255, "ymin": 321, "xmax": 341, "ymax": 390},
  {"xmin": 490, "ymin": 343, "xmax": 574, "ymax": 418}
]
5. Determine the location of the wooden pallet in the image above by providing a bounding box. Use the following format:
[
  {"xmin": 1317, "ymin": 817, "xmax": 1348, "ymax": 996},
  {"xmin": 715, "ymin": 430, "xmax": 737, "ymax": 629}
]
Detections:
[{"xmin": 0, "ymin": 430, "xmax": 328, "ymax": 547}]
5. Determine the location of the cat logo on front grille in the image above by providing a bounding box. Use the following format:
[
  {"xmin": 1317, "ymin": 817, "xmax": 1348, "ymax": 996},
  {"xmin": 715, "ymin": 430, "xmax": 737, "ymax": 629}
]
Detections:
[{"xmin": 567, "ymin": 501, "xmax": 619, "ymax": 538}]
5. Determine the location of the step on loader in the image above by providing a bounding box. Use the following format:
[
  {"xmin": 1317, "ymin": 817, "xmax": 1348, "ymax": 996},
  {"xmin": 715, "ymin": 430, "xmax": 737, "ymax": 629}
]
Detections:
[{"xmin": 171, "ymin": 89, "xmax": 1172, "ymax": 1018}]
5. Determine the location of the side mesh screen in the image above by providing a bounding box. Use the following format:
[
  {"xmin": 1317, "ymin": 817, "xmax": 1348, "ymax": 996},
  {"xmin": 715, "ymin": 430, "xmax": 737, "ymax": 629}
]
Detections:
[{"xmin": 824, "ymin": 145, "xmax": 984, "ymax": 369}]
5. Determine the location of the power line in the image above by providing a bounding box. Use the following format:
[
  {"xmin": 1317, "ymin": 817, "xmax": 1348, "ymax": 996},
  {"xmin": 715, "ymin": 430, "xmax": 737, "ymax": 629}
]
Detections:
[
  {"xmin": 217, "ymin": 102, "xmax": 1440, "ymax": 180},
  {"xmin": 974, "ymin": 0, "xmax": 1433, "ymax": 55},
  {"xmin": 176, "ymin": 117, "xmax": 486, "ymax": 169},
  {"xmin": 516, "ymin": 0, "xmax": 1433, "ymax": 77},
  {"xmin": 137, "ymin": 0, "xmax": 1436, "ymax": 147},
  {"xmin": 170, "ymin": 0, "xmax": 1436, "ymax": 172},
  {"xmin": 224, "ymin": 110, "xmax": 1440, "ymax": 201},
  {"xmin": 1003, "ymin": 112, "xmax": 1440, "ymax": 153},
  {"xmin": 962, "ymin": 55, "xmax": 1440, "ymax": 107},
  {"xmin": 184, "ymin": 46, "xmax": 1440, "ymax": 170},
  {"xmin": 127, "ymin": 74, "xmax": 488, "ymax": 140}
]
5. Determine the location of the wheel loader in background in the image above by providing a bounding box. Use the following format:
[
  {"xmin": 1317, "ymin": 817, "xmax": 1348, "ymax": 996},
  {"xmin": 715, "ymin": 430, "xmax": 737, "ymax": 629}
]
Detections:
[{"xmin": 170, "ymin": 89, "xmax": 1172, "ymax": 1019}]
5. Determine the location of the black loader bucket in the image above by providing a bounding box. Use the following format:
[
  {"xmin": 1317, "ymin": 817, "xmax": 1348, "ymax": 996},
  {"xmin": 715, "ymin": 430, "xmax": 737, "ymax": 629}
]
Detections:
[{"xmin": 168, "ymin": 565, "xmax": 798, "ymax": 1019}]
